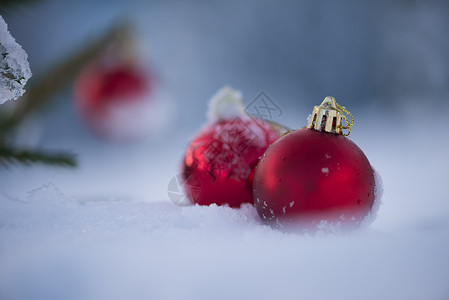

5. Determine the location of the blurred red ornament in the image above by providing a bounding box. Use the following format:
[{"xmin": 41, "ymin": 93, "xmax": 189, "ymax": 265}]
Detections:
[
  {"xmin": 181, "ymin": 87, "xmax": 280, "ymax": 207},
  {"xmin": 74, "ymin": 58, "xmax": 153, "ymax": 141},
  {"xmin": 253, "ymin": 97, "xmax": 377, "ymax": 230}
]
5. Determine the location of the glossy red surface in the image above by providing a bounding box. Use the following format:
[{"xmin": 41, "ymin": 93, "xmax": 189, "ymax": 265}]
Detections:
[
  {"xmin": 182, "ymin": 117, "xmax": 280, "ymax": 207},
  {"xmin": 253, "ymin": 129, "xmax": 375, "ymax": 228},
  {"xmin": 74, "ymin": 63, "xmax": 151, "ymax": 112},
  {"xmin": 73, "ymin": 61, "xmax": 152, "ymax": 140}
]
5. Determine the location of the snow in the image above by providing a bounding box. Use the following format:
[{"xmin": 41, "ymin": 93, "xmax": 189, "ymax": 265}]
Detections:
[
  {"xmin": 83, "ymin": 87, "xmax": 174, "ymax": 141},
  {"xmin": 1, "ymin": 183, "xmax": 448, "ymax": 300},
  {"xmin": 362, "ymin": 169, "xmax": 383, "ymax": 226},
  {"xmin": 206, "ymin": 86, "xmax": 247, "ymax": 122},
  {"xmin": 0, "ymin": 15, "xmax": 32, "ymax": 104}
]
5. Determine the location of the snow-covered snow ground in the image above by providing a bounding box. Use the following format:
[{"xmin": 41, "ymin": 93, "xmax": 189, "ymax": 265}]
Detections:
[{"xmin": 0, "ymin": 193, "xmax": 448, "ymax": 300}]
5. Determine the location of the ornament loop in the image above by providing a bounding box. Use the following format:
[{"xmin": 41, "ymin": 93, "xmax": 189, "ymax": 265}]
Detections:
[{"xmin": 307, "ymin": 96, "xmax": 354, "ymax": 136}]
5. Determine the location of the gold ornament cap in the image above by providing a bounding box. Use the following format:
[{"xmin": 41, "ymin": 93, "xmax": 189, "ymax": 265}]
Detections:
[{"xmin": 307, "ymin": 96, "xmax": 354, "ymax": 136}]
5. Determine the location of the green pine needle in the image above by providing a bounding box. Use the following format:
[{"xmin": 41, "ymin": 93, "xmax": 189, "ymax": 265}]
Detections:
[
  {"xmin": 0, "ymin": 0, "xmax": 44, "ymax": 12},
  {"xmin": 0, "ymin": 146, "xmax": 77, "ymax": 168}
]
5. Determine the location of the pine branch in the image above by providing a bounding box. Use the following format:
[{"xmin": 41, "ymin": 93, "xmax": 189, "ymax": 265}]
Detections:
[
  {"xmin": 0, "ymin": 22, "xmax": 132, "ymax": 135},
  {"xmin": 0, "ymin": 146, "xmax": 77, "ymax": 168},
  {"xmin": 0, "ymin": 22, "xmax": 131, "ymax": 169},
  {"xmin": 0, "ymin": 0, "xmax": 43, "ymax": 11}
]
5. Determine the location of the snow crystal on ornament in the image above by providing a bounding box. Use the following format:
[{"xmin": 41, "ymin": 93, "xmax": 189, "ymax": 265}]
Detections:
[
  {"xmin": 0, "ymin": 16, "xmax": 32, "ymax": 104},
  {"xmin": 207, "ymin": 85, "xmax": 247, "ymax": 122},
  {"xmin": 360, "ymin": 168, "xmax": 383, "ymax": 228}
]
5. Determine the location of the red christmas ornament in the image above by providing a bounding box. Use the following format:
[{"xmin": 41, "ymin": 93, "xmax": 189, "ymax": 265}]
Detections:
[
  {"xmin": 74, "ymin": 56, "xmax": 153, "ymax": 141},
  {"xmin": 253, "ymin": 97, "xmax": 378, "ymax": 230},
  {"xmin": 181, "ymin": 87, "xmax": 280, "ymax": 207}
]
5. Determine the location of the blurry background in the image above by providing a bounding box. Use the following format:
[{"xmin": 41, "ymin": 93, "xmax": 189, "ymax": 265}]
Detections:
[{"xmin": 0, "ymin": 0, "xmax": 448, "ymax": 226}]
